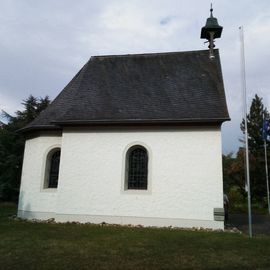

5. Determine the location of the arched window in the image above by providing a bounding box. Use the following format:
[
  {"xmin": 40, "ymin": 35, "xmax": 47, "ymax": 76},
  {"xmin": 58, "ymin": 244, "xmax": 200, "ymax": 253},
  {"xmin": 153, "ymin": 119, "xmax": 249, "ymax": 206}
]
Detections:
[
  {"xmin": 126, "ymin": 145, "xmax": 148, "ymax": 190},
  {"xmin": 44, "ymin": 148, "xmax": 61, "ymax": 189}
]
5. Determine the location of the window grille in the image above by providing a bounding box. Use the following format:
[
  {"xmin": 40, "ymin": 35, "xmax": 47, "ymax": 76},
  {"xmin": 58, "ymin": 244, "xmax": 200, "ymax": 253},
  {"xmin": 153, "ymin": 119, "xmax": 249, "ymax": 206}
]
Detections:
[
  {"xmin": 48, "ymin": 150, "xmax": 61, "ymax": 188},
  {"xmin": 127, "ymin": 146, "xmax": 148, "ymax": 189}
]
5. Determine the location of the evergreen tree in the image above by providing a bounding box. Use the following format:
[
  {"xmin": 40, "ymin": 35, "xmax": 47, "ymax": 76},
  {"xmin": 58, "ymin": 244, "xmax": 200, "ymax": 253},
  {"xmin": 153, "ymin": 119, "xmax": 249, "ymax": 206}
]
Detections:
[
  {"xmin": 0, "ymin": 95, "xmax": 50, "ymax": 201},
  {"xmin": 240, "ymin": 94, "xmax": 270, "ymax": 202}
]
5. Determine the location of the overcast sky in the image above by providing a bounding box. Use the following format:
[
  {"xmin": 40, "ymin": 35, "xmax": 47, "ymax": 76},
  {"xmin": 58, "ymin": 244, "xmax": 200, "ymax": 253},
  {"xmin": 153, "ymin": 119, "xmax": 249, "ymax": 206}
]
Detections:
[{"xmin": 1, "ymin": 0, "xmax": 270, "ymax": 154}]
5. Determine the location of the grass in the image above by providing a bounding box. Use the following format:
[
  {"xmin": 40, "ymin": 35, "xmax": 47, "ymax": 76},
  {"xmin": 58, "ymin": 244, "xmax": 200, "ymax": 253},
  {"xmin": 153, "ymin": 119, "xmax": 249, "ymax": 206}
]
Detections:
[{"xmin": 1, "ymin": 203, "xmax": 270, "ymax": 270}]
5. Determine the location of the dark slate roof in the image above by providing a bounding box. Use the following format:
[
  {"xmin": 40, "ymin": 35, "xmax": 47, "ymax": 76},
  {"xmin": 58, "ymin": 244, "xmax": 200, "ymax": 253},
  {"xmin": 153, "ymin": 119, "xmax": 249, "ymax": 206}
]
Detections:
[{"xmin": 23, "ymin": 49, "xmax": 230, "ymax": 132}]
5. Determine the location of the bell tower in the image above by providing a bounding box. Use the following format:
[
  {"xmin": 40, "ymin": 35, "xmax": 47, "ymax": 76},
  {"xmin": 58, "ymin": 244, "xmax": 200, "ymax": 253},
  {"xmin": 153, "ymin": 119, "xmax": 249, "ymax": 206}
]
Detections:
[{"xmin": 200, "ymin": 4, "xmax": 223, "ymax": 59}]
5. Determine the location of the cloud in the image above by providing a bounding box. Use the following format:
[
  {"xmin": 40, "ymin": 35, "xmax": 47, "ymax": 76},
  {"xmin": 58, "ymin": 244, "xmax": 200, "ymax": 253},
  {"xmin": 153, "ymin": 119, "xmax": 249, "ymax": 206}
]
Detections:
[
  {"xmin": 0, "ymin": 92, "xmax": 22, "ymax": 116},
  {"xmin": 0, "ymin": 0, "xmax": 270, "ymax": 154},
  {"xmin": 160, "ymin": 17, "xmax": 172, "ymax": 25},
  {"xmin": 99, "ymin": 2, "xmax": 185, "ymax": 39}
]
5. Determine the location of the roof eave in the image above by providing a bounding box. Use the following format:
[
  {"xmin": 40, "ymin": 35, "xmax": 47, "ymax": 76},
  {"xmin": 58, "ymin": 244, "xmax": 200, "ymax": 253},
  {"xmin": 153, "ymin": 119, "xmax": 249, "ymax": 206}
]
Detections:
[
  {"xmin": 51, "ymin": 118, "xmax": 231, "ymax": 128},
  {"xmin": 20, "ymin": 118, "xmax": 231, "ymax": 133},
  {"xmin": 19, "ymin": 125, "xmax": 61, "ymax": 133}
]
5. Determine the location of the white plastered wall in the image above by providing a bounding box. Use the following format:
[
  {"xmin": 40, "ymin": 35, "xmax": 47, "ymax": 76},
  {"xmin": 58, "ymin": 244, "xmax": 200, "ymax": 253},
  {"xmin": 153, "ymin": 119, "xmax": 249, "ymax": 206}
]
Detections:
[
  {"xmin": 18, "ymin": 135, "xmax": 62, "ymax": 219},
  {"xmin": 18, "ymin": 126, "xmax": 224, "ymax": 229}
]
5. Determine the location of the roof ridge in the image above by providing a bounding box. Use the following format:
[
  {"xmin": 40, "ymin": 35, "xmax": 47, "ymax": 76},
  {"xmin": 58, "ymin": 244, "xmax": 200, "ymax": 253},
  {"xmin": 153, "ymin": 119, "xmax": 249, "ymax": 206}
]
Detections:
[{"xmin": 91, "ymin": 49, "xmax": 219, "ymax": 59}]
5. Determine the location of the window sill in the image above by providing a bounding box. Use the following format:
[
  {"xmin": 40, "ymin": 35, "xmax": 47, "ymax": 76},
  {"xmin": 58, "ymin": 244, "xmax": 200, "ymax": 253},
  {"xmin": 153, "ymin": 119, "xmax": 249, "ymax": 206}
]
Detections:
[
  {"xmin": 121, "ymin": 189, "xmax": 151, "ymax": 195},
  {"xmin": 41, "ymin": 188, "xmax": 58, "ymax": 193}
]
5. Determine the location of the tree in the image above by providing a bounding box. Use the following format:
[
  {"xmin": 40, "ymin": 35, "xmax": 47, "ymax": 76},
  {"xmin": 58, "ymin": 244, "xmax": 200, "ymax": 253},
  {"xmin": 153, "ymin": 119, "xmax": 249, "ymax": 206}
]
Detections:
[
  {"xmin": 0, "ymin": 95, "xmax": 50, "ymax": 201},
  {"xmin": 241, "ymin": 94, "xmax": 269, "ymax": 153},
  {"xmin": 222, "ymin": 94, "xmax": 270, "ymax": 211},
  {"xmin": 223, "ymin": 149, "xmax": 250, "ymax": 205},
  {"xmin": 240, "ymin": 94, "xmax": 270, "ymax": 202},
  {"xmin": 223, "ymin": 152, "xmax": 235, "ymax": 194}
]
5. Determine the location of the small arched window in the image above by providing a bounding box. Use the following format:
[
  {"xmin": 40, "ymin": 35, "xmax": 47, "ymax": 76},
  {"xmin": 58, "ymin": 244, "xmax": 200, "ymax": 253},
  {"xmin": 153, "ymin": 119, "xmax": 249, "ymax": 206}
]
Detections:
[
  {"xmin": 126, "ymin": 145, "xmax": 148, "ymax": 190},
  {"xmin": 44, "ymin": 148, "xmax": 61, "ymax": 189}
]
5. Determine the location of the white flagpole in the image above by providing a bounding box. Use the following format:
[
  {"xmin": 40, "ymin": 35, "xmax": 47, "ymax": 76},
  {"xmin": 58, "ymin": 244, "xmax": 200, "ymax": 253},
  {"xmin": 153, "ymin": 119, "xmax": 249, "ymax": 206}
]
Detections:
[
  {"xmin": 239, "ymin": 26, "xmax": 252, "ymax": 237},
  {"xmin": 264, "ymin": 138, "xmax": 270, "ymax": 214}
]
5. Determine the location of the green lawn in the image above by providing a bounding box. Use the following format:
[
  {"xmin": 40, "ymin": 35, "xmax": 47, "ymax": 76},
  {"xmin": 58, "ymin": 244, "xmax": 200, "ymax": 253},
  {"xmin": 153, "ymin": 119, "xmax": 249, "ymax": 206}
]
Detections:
[{"xmin": 1, "ymin": 203, "xmax": 270, "ymax": 270}]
